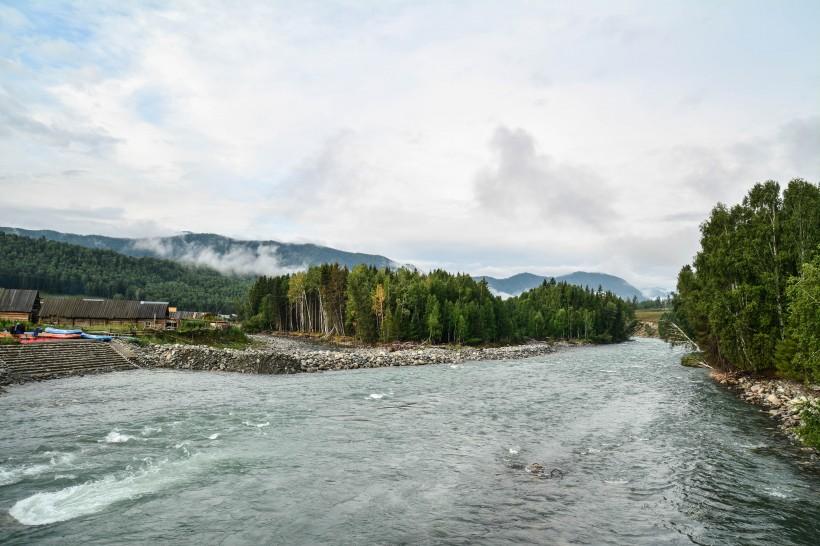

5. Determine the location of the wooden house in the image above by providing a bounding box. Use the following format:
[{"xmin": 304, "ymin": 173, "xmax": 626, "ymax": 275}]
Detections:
[
  {"xmin": 39, "ymin": 297, "xmax": 170, "ymax": 329},
  {"xmin": 0, "ymin": 288, "xmax": 41, "ymax": 323}
]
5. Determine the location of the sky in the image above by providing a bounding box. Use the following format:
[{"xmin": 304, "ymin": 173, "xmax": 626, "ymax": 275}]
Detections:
[{"xmin": 1, "ymin": 0, "xmax": 818, "ymax": 291}]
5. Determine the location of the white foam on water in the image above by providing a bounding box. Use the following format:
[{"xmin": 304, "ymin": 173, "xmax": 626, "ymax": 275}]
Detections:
[
  {"xmin": 367, "ymin": 393, "xmax": 385, "ymax": 400},
  {"xmin": 508, "ymin": 446, "xmax": 520, "ymax": 455},
  {"xmin": 141, "ymin": 426, "xmax": 162, "ymax": 436},
  {"xmin": 102, "ymin": 430, "xmax": 135, "ymax": 444},
  {"xmin": 764, "ymin": 488, "xmax": 792, "ymax": 499},
  {"xmin": 0, "ymin": 453, "xmax": 77, "ymax": 487},
  {"xmin": 449, "ymin": 364, "xmax": 462, "ymax": 369},
  {"xmin": 8, "ymin": 457, "xmax": 195, "ymax": 526},
  {"xmin": 599, "ymin": 370, "xmax": 617, "ymax": 373},
  {"xmin": 740, "ymin": 443, "xmax": 769, "ymax": 450},
  {"xmin": 603, "ymin": 479, "xmax": 629, "ymax": 485},
  {"xmin": 208, "ymin": 433, "xmax": 220, "ymax": 440},
  {"xmin": 242, "ymin": 421, "xmax": 270, "ymax": 428}
]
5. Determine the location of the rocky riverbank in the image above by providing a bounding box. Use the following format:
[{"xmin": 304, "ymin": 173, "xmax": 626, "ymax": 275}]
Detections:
[
  {"xmin": 712, "ymin": 370, "xmax": 820, "ymax": 452},
  {"xmin": 0, "ymin": 367, "xmax": 9, "ymax": 392},
  {"xmin": 632, "ymin": 321, "xmax": 659, "ymax": 338},
  {"xmin": 133, "ymin": 334, "xmax": 569, "ymax": 375}
]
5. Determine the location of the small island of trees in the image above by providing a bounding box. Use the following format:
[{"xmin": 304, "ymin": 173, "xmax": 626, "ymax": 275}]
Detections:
[{"xmin": 244, "ymin": 265, "xmax": 635, "ymax": 344}]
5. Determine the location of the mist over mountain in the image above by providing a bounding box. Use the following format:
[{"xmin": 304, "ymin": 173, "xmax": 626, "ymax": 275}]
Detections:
[
  {"xmin": 476, "ymin": 271, "xmax": 646, "ymax": 301},
  {"xmin": 3, "ymin": 227, "xmax": 648, "ymax": 301},
  {"xmin": 641, "ymin": 287, "xmax": 674, "ymax": 300},
  {"xmin": 0, "ymin": 227, "xmax": 404, "ymax": 276}
]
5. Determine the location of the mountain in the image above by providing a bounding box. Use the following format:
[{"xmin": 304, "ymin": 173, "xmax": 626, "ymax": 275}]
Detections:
[
  {"xmin": 641, "ymin": 287, "xmax": 674, "ymax": 300},
  {"xmin": 0, "ymin": 227, "xmax": 407, "ymax": 276},
  {"xmin": 0, "ymin": 232, "xmax": 249, "ymax": 312},
  {"xmin": 476, "ymin": 271, "xmax": 646, "ymax": 301},
  {"xmin": 1, "ymin": 227, "xmax": 646, "ymax": 301}
]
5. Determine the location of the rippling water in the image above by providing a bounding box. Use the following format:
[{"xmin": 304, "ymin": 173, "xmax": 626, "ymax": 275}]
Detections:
[{"xmin": 1, "ymin": 338, "xmax": 818, "ymax": 544}]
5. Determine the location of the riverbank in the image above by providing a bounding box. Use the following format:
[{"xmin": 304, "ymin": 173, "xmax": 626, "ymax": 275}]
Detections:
[
  {"xmin": 711, "ymin": 370, "xmax": 820, "ymax": 453},
  {"xmin": 132, "ymin": 334, "xmax": 574, "ymax": 374}
]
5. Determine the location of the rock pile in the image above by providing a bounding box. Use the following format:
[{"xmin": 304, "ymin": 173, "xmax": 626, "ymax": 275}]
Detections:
[
  {"xmin": 136, "ymin": 344, "xmax": 303, "ymax": 374},
  {"xmin": 134, "ymin": 336, "xmax": 563, "ymax": 376},
  {"xmin": 712, "ymin": 370, "xmax": 819, "ymax": 448},
  {"xmin": 632, "ymin": 321, "xmax": 659, "ymax": 338}
]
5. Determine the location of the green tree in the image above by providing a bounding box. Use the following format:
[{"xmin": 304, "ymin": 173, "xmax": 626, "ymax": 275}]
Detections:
[{"xmin": 778, "ymin": 254, "xmax": 820, "ymax": 382}]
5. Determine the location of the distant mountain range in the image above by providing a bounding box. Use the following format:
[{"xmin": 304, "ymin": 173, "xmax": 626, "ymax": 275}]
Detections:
[
  {"xmin": 1, "ymin": 227, "xmax": 653, "ymax": 301},
  {"xmin": 475, "ymin": 272, "xmax": 647, "ymax": 301},
  {"xmin": 0, "ymin": 227, "xmax": 406, "ymax": 276},
  {"xmin": 640, "ymin": 286, "xmax": 674, "ymax": 300}
]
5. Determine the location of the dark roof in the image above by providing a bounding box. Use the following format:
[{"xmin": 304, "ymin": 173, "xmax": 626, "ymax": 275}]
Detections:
[
  {"xmin": 172, "ymin": 310, "xmax": 205, "ymax": 320},
  {"xmin": 0, "ymin": 288, "xmax": 39, "ymax": 313},
  {"xmin": 40, "ymin": 298, "xmax": 169, "ymax": 320}
]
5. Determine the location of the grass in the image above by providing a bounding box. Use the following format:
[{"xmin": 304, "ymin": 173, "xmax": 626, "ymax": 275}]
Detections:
[
  {"xmin": 0, "ymin": 320, "xmax": 36, "ymax": 331},
  {"xmin": 635, "ymin": 309, "xmax": 665, "ymax": 323},
  {"xmin": 680, "ymin": 352, "xmax": 705, "ymax": 368},
  {"xmin": 135, "ymin": 326, "xmax": 251, "ymax": 349}
]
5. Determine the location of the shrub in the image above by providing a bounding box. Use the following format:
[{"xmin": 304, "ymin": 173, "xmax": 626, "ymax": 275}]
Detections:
[{"xmin": 797, "ymin": 402, "xmax": 820, "ymax": 449}]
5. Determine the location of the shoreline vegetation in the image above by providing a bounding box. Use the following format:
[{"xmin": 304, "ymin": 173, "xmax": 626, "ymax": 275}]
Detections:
[{"xmin": 659, "ymin": 178, "xmax": 820, "ymax": 450}]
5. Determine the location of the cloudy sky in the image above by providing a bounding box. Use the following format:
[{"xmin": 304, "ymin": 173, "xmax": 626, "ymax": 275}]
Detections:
[{"xmin": 1, "ymin": 1, "xmax": 818, "ymax": 290}]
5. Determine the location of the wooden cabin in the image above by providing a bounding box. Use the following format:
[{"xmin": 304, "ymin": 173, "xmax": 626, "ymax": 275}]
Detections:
[
  {"xmin": 0, "ymin": 288, "xmax": 41, "ymax": 323},
  {"xmin": 39, "ymin": 297, "xmax": 170, "ymax": 329}
]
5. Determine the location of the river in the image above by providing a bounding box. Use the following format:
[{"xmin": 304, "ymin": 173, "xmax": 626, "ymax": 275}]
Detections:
[{"xmin": 1, "ymin": 338, "xmax": 818, "ymax": 544}]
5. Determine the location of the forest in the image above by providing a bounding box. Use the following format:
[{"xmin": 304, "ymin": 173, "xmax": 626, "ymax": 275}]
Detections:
[
  {"xmin": 244, "ymin": 264, "xmax": 635, "ymax": 344},
  {"xmin": 0, "ymin": 233, "xmax": 250, "ymax": 312},
  {"xmin": 0, "ymin": 232, "xmax": 636, "ymax": 344},
  {"xmin": 663, "ymin": 179, "xmax": 820, "ymax": 382}
]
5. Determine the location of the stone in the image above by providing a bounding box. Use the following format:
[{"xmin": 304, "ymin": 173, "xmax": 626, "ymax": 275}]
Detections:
[
  {"xmin": 766, "ymin": 394, "xmax": 781, "ymax": 407},
  {"xmin": 526, "ymin": 463, "xmax": 545, "ymax": 475}
]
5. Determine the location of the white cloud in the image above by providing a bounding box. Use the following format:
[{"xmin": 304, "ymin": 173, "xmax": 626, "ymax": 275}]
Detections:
[
  {"xmin": 475, "ymin": 126, "xmax": 615, "ymax": 228},
  {"xmin": 131, "ymin": 238, "xmax": 301, "ymax": 277},
  {"xmin": 0, "ymin": 1, "xmax": 818, "ymax": 290}
]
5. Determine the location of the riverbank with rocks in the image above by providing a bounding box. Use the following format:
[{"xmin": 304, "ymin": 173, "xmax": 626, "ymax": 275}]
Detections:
[
  {"xmin": 133, "ymin": 334, "xmax": 574, "ymax": 375},
  {"xmin": 711, "ymin": 370, "xmax": 820, "ymax": 453}
]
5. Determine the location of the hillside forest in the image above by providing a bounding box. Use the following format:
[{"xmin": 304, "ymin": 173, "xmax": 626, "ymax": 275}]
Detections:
[{"xmin": 0, "ymin": 233, "xmax": 250, "ymax": 313}]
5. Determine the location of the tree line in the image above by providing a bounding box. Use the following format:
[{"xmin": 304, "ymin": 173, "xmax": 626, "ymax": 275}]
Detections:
[
  {"xmin": 663, "ymin": 179, "xmax": 820, "ymax": 382},
  {"xmin": 244, "ymin": 264, "xmax": 635, "ymax": 344},
  {"xmin": 0, "ymin": 233, "xmax": 250, "ymax": 312}
]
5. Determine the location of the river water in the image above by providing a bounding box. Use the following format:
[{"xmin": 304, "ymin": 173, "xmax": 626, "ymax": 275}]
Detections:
[{"xmin": 1, "ymin": 338, "xmax": 818, "ymax": 544}]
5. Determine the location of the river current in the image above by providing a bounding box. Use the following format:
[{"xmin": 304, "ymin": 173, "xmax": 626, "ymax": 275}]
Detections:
[{"xmin": 1, "ymin": 338, "xmax": 818, "ymax": 544}]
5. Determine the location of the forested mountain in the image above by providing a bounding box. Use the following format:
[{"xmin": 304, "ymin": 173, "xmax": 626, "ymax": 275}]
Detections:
[
  {"xmin": 0, "ymin": 233, "xmax": 250, "ymax": 312},
  {"xmin": 664, "ymin": 179, "xmax": 820, "ymax": 382},
  {"xmin": 476, "ymin": 271, "xmax": 646, "ymax": 301},
  {"xmin": 245, "ymin": 265, "xmax": 635, "ymax": 344},
  {"xmin": 0, "ymin": 227, "xmax": 406, "ymax": 275}
]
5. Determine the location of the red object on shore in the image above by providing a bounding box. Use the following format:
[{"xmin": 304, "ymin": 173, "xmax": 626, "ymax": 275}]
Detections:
[
  {"xmin": 18, "ymin": 336, "xmax": 74, "ymax": 344},
  {"xmin": 37, "ymin": 332, "xmax": 82, "ymax": 339}
]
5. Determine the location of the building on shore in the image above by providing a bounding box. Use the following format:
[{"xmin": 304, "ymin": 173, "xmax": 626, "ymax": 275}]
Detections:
[
  {"xmin": 0, "ymin": 288, "xmax": 41, "ymax": 323},
  {"xmin": 39, "ymin": 297, "xmax": 170, "ymax": 329},
  {"xmin": 171, "ymin": 310, "xmax": 207, "ymax": 321}
]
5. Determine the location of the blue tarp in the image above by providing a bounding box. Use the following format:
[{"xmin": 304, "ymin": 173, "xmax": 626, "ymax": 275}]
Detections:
[{"xmin": 44, "ymin": 327, "xmax": 83, "ymax": 335}]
